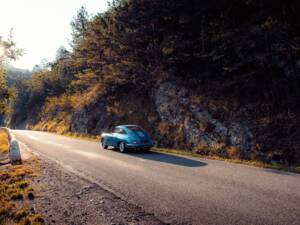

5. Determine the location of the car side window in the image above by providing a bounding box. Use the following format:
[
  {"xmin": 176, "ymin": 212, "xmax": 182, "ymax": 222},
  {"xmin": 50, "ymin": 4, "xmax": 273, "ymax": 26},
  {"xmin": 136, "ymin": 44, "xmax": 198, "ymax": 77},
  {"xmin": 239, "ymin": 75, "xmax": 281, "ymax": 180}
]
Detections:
[
  {"xmin": 119, "ymin": 129, "xmax": 127, "ymax": 134},
  {"xmin": 114, "ymin": 128, "xmax": 120, "ymax": 133},
  {"xmin": 114, "ymin": 128, "xmax": 126, "ymax": 134}
]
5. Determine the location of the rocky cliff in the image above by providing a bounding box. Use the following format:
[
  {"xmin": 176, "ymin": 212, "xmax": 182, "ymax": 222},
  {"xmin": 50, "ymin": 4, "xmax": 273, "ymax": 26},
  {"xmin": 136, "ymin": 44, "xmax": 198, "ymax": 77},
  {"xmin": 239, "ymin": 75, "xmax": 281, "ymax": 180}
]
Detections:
[{"xmin": 25, "ymin": 80, "xmax": 260, "ymax": 161}]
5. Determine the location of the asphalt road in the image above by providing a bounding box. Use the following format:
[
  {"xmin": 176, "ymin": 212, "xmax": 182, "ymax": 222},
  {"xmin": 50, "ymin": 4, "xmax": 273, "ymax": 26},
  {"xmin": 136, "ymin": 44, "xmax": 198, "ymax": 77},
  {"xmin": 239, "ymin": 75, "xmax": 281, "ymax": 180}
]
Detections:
[{"xmin": 13, "ymin": 130, "xmax": 300, "ymax": 225}]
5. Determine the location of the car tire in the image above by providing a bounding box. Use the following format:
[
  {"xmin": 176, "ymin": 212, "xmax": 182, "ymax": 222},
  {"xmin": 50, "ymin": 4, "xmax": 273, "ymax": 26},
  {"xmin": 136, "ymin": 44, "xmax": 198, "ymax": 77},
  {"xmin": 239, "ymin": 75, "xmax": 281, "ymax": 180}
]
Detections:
[
  {"xmin": 119, "ymin": 142, "xmax": 126, "ymax": 153},
  {"xmin": 101, "ymin": 139, "xmax": 108, "ymax": 150}
]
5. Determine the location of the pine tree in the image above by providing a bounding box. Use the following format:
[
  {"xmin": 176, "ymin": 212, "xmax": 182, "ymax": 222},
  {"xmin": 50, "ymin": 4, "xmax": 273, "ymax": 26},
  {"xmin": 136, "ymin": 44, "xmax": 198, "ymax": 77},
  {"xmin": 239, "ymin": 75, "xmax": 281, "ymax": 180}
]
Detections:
[
  {"xmin": 0, "ymin": 34, "xmax": 22, "ymax": 116},
  {"xmin": 70, "ymin": 6, "xmax": 90, "ymax": 46}
]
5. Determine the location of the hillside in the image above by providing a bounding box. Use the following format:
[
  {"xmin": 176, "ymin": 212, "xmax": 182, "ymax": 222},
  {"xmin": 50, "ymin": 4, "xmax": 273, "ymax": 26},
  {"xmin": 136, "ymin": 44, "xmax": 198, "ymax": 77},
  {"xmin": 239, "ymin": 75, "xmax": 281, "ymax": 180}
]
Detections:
[
  {"xmin": 10, "ymin": 0, "xmax": 300, "ymax": 166},
  {"xmin": 5, "ymin": 66, "xmax": 32, "ymax": 86}
]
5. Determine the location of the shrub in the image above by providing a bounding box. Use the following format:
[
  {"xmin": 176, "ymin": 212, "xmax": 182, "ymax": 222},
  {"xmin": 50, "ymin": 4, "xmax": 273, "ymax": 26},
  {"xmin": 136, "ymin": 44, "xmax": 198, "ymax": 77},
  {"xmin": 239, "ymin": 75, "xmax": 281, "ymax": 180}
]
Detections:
[
  {"xmin": 17, "ymin": 180, "xmax": 29, "ymax": 189},
  {"xmin": 30, "ymin": 214, "xmax": 45, "ymax": 224},
  {"xmin": 11, "ymin": 191, "xmax": 23, "ymax": 201},
  {"xmin": 226, "ymin": 146, "xmax": 240, "ymax": 159},
  {"xmin": 15, "ymin": 208, "xmax": 29, "ymax": 220},
  {"xmin": 27, "ymin": 192, "xmax": 34, "ymax": 200}
]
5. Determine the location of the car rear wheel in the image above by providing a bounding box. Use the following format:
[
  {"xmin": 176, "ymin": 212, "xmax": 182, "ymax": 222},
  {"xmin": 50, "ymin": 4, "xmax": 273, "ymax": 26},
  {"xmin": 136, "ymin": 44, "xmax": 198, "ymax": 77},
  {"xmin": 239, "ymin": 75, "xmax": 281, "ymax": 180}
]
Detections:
[{"xmin": 119, "ymin": 142, "xmax": 126, "ymax": 153}]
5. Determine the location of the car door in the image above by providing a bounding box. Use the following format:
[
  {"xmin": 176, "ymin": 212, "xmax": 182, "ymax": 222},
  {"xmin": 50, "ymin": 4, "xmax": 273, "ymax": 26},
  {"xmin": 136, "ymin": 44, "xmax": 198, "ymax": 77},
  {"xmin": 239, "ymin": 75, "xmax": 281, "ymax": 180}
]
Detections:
[
  {"xmin": 104, "ymin": 127, "xmax": 118, "ymax": 146},
  {"xmin": 113, "ymin": 128, "xmax": 127, "ymax": 146}
]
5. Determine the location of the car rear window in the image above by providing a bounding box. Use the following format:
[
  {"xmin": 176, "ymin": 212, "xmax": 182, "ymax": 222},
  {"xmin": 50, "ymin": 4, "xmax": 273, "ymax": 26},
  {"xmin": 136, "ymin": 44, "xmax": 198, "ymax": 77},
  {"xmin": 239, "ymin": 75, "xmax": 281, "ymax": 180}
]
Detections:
[{"xmin": 127, "ymin": 126, "xmax": 148, "ymax": 138}]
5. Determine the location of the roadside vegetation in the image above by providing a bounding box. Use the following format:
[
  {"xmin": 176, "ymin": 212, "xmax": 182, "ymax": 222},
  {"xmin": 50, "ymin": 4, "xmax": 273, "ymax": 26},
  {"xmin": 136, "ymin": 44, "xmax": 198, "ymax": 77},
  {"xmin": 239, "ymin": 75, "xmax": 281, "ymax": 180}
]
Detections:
[
  {"xmin": 0, "ymin": 33, "xmax": 22, "ymax": 122},
  {"xmin": 1, "ymin": 64, "xmax": 31, "ymax": 126},
  {"xmin": 0, "ymin": 131, "xmax": 9, "ymax": 154},
  {"xmin": 0, "ymin": 133, "xmax": 44, "ymax": 225}
]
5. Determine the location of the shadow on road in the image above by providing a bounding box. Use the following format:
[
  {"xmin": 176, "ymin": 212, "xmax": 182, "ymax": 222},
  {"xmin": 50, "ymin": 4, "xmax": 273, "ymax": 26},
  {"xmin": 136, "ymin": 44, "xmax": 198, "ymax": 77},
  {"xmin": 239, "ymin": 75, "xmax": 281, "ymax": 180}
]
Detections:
[{"xmin": 128, "ymin": 151, "xmax": 207, "ymax": 167}]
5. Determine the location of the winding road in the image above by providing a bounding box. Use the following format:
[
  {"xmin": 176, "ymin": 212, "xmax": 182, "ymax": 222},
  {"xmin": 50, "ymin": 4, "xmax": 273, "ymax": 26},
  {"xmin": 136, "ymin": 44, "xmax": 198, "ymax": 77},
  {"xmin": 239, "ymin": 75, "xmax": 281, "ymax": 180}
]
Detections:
[{"xmin": 13, "ymin": 130, "xmax": 300, "ymax": 225}]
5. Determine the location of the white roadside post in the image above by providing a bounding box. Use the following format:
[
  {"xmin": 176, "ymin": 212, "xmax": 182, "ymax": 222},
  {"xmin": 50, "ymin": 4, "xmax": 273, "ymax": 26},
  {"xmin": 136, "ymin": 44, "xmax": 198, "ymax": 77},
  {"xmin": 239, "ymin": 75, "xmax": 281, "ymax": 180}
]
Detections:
[
  {"xmin": 9, "ymin": 139, "xmax": 22, "ymax": 164},
  {"xmin": 0, "ymin": 127, "xmax": 22, "ymax": 164}
]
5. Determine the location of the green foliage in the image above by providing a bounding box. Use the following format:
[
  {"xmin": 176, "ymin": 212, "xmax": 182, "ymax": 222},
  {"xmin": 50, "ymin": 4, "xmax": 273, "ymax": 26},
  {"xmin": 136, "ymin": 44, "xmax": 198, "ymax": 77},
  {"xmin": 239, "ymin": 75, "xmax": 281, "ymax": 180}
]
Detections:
[
  {"xmin": 0, "ymin": 33, "xmax": 22, "ymax": 117},
  {"xmin": 70, "ymin": 6, "xmax": 90, "ymax": 46},
  {"xmin": 0, "ymin": 69, "xmax": 10, "ymax": 114}
]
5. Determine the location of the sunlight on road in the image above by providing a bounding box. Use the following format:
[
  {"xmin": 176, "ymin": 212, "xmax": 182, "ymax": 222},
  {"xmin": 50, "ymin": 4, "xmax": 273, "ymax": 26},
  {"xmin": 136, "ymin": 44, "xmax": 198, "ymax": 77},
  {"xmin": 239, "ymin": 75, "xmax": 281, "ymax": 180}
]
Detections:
[
  {"xmin": 23, "ymin": 131, "xmax": 144, "ymax": 171},
  {"xmin": 77, "ymin": 151, "xmax": 144, "ymax": 171},
  {"xmin": 25, "ymin": 133, "xmax": 40, "ymax": 140}
]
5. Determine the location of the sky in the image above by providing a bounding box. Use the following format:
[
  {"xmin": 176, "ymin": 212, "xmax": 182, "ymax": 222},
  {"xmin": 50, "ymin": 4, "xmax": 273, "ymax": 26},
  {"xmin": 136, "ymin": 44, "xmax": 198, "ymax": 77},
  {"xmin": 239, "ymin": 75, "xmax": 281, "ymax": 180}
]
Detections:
[{"xmin": 0, "ymin": 0, "xmax": 109, "ymax": 70}]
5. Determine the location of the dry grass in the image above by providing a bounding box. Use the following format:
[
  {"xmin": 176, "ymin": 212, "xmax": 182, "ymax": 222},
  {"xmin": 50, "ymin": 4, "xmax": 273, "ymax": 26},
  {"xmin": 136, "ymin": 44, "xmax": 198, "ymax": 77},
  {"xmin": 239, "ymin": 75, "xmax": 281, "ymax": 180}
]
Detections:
[
  {"xmin": 0, "ymin": 155, "xmax": 44, "ymax": 225},
  {"xmin": 32, "ymin": 120, "xmax": 70, "ymax": 135},
  {"xmin": 32, "ymin": 117, "xmax": 101, "ymax": 139},
  {"xmin": 0, "ymin": 131, "xmax": 9, "ymax": 154},
  {"xmin": 64, "ymin": 132, "xmax": 100, "ymax": 142},
  {"xmin": 225, "ymin": 146, "xmax": 240, "ymax": 159}
]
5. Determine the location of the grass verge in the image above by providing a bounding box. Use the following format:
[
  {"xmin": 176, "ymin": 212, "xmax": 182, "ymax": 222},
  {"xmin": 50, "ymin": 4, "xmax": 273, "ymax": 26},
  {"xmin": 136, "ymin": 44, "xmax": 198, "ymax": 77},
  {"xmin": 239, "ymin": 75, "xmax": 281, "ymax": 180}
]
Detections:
[
  {"xmin": 64, "ymin": 132, "xmax": 100, "ymax": 142},
  {"xmin": 0, "ymin": 134, "xmax": 44, "ymax": 225}
]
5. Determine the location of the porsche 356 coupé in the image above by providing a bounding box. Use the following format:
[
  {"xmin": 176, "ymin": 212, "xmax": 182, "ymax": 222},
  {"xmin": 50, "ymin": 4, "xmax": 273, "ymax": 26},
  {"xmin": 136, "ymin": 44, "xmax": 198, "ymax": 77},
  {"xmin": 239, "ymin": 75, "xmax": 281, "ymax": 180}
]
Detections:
[{"xmin": 100, "ymin": 125, "xmax": 154, "ymax": 153}]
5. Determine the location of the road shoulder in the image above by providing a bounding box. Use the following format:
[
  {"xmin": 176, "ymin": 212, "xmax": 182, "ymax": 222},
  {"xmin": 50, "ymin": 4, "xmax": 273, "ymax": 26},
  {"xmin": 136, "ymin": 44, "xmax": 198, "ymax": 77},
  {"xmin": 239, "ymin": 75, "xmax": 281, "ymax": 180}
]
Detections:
[{"xmin": 31, "ymin": 155, "xmax": 165, "ymax": 225}]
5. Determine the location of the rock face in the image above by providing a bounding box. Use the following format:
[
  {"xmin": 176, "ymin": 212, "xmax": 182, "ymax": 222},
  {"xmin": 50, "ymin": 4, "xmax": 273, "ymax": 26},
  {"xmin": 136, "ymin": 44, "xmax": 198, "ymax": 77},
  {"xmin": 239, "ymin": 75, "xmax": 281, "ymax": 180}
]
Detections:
[
  {"xmin": 153, "ymin": 81, "xmax": 255, "ymax": 156},
  {"xmin": 71, "ymin": 101, "xmax": 113, "ymax": 134},
  {"xmin": 68, "ymin": 81, "xmax": 255, "ymax": 158},
  {"xmin": 71, "ymin": 111, "xmax": 89, "ymax": 134},
  {"xmin": 26, "ymin": 80, "xmax": 256, "ymax": 159}
]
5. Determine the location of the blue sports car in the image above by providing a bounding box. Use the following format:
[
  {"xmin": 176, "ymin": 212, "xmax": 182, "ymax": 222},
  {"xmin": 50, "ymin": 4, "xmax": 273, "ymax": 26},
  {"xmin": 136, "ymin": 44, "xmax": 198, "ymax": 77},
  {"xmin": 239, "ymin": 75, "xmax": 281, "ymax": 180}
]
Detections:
[{"xmin": 100, "ymin": 125, "xmax": 154, "ymax": 153}]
